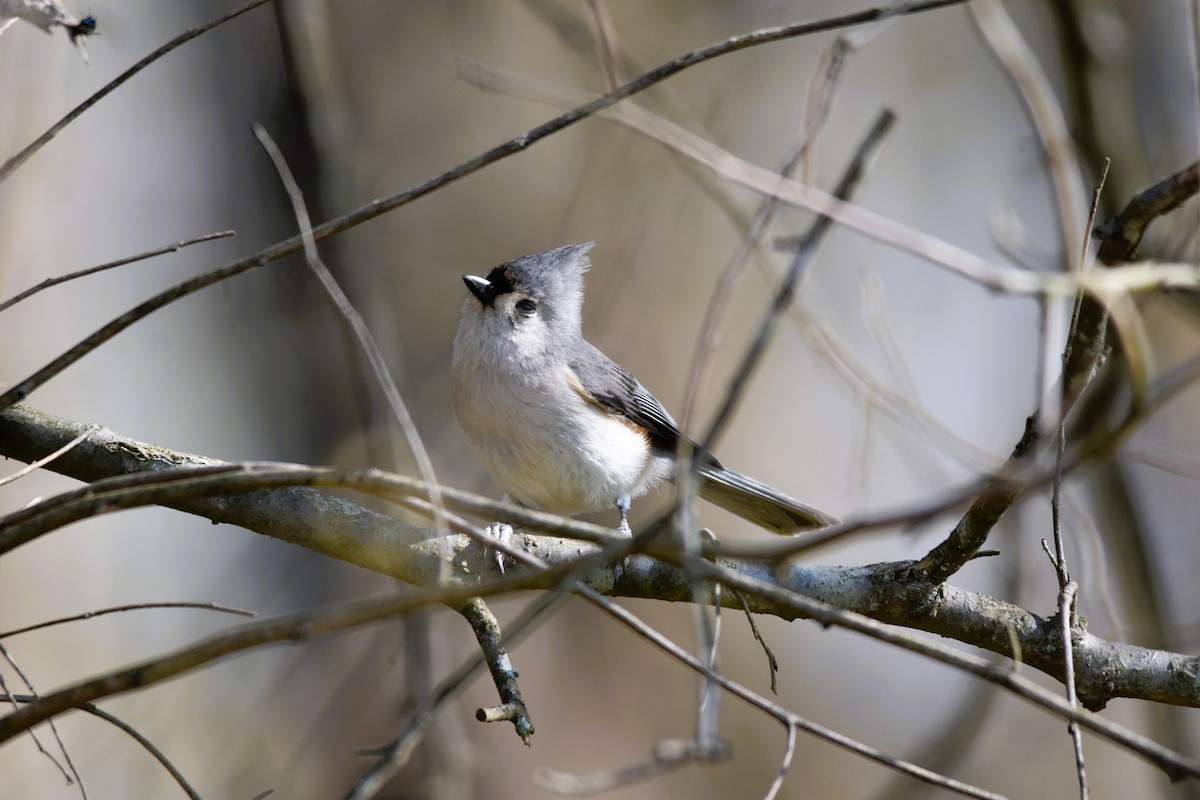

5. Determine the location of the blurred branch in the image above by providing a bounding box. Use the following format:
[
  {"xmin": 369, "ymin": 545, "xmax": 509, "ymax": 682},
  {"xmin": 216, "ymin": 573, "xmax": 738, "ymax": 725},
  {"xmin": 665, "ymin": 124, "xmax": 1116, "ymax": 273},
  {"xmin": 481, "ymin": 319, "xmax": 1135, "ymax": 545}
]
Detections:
[
  {"xmin": 700, "ymin": 109, "xmax": 896, "ymax": 452},
  {"xmin": 972, "ymin": 0, "xmax": 1088, "ymax": 271},
  {"xmin": 0, "ymin": 0, "xmax": 967, "ymax": 414},
  {"xmin": 680, "ymin": 12, "xmax": 894, "ymax": 434},
  {"xmin": 1045, "ymin": 0, "xmax": 1109, "ymax": 195}
]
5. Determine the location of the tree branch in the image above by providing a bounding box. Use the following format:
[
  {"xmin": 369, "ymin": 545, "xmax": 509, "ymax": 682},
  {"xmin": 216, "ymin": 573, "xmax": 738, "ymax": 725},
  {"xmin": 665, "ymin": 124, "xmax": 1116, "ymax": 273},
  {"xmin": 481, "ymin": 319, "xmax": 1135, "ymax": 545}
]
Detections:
[
  {"xmin": 1093, "ymin": 160, "xmax": 1200, "ymax": 263},
  {"xmin": 1, "ymin": 404, "xmax": 1196, "ymax": 717}
]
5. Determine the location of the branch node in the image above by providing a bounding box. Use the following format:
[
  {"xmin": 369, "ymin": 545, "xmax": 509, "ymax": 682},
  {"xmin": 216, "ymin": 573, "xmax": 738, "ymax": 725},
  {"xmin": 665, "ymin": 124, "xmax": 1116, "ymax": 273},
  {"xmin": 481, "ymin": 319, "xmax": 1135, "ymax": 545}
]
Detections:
[{"xmin": 476, "ymin": 703, "xmax": 535, "ymax": 745}]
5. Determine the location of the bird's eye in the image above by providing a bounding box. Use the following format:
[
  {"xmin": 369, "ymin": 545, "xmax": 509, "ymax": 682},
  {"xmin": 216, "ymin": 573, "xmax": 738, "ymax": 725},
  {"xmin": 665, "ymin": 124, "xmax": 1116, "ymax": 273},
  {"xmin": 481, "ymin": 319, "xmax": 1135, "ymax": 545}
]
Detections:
[{"xmin": 515, "ymin": 298, "xmax": 537, "ymax": 316}]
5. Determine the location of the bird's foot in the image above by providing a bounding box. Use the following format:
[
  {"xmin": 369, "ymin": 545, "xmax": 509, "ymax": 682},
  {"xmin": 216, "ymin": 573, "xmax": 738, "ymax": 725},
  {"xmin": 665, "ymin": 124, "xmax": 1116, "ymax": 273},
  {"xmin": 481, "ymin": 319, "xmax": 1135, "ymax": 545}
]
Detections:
[
  {"xmin": 486, "ymin": 521, "xmax": 514, "ymax": 574},
  {"xmin": 614, "ymin": 501, "xmax": 633, "ymax": 582}
]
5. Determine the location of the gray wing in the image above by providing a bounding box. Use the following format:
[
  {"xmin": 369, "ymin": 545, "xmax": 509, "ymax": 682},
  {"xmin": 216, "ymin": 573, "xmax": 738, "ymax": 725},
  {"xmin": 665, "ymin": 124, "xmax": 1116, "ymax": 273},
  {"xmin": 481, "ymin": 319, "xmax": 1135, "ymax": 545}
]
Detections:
[
  {"xmin": 571, "ymin": 342, "xmax": 838, "ymax": 533},
  {"xmin": 569, "ymin": 342, "xmax": 718, "ymax": 465}
]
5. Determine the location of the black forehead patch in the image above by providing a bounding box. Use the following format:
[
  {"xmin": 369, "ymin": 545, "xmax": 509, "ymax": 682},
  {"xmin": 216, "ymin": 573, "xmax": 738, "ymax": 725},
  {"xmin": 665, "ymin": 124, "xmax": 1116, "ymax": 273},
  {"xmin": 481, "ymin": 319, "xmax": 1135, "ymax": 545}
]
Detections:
[{"xmin": 484, "ymin": 265, "xmax": 517, "ymax": 296}]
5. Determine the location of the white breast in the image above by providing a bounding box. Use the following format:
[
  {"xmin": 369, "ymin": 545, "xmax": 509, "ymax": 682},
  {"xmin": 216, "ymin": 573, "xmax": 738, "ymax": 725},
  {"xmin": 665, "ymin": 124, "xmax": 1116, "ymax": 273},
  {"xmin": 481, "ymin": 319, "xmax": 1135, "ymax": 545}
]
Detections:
[{"xmin": 453, "ymin": 322, "xmax": 670, "ymax": 516}]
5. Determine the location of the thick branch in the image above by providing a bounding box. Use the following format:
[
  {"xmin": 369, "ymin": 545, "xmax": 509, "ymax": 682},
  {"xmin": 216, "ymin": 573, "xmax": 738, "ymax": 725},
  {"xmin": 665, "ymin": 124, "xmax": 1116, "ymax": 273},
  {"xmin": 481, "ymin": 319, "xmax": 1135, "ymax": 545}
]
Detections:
[{"xmin": 1, "ymin": 405, "xmax": 1196, "ymax": 715}]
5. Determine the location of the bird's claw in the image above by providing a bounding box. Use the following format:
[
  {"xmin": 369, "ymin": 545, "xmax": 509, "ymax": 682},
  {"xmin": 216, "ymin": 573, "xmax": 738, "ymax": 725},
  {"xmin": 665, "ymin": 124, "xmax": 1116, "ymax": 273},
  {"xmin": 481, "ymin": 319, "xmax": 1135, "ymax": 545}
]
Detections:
[{"xmin": 486, "ymin": 521, "xmax": 514, "ymax": 574}]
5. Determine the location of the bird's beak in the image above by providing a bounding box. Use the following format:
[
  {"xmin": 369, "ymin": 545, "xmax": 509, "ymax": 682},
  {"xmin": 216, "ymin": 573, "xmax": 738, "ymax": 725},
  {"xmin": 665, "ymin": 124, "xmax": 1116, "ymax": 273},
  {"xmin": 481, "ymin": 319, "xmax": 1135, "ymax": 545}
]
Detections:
[{"xmin": 462, "ymin": 274, "xmax": 495, "ymax": 307}]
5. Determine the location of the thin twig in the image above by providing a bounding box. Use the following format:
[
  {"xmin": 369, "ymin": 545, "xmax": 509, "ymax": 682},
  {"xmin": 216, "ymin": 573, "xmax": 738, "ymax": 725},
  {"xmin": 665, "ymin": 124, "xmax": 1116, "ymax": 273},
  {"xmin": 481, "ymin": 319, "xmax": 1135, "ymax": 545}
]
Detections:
[
  {"xmin": 76, "ymin": 702, "xmax": 201, "ymax": 800},
  {"xmin": 694, "ymin": 579, "xmax": 722, "ymax": 755},
  {"xmin": 0, "ymin": 674, "xmax": 71, "ymax": 790},
  {"xmin": 0, "ymin": 642, "xmax": 85, "ymax": 797},
  {"xmin": 1047, "ymin": 160, "xmax": 1110, "ymax": 800},
  {"xmin": 0, "ymin": 231, "xmax": 235, "ymax": 314},
  {"xmin": 0, "ymin": 459, "xmax": 620, "ymax": 559},
  {"xmin": 0, "ymin": 0, "xmax": 271, "ymax": 184},
  {"xmin": 1059, "ymin": 579, "xmax": 1088, "ymax": 799},
  {"xmin": 735, "ymin": 588, "xmax": 779, "ymax": 694},
  {"xmin": 0, "ymin": 601, "xmax": 255, "ymax": 639},
  {"xmin": 1054, "ymin": 159, "xmax": 1111, "ymax": 589},
  {"xmin": 0, "ymin": 423, "xmax": 96, "ymax": 487}
]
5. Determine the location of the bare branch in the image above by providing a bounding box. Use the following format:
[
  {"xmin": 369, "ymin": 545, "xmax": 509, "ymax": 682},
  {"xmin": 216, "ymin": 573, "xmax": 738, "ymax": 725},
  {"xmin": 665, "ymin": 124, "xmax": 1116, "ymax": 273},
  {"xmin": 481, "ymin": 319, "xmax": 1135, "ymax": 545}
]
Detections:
[
  {"xmin": 460, "ymin": 598, "xmax": 534, "ymax": 744},
  {"xmin": 0, "ymin": 231, "xmax": 234, "ymax": 315},
  {"xmin": 0, "ymin": 602, "xmax": 255, "ymax": 639}
]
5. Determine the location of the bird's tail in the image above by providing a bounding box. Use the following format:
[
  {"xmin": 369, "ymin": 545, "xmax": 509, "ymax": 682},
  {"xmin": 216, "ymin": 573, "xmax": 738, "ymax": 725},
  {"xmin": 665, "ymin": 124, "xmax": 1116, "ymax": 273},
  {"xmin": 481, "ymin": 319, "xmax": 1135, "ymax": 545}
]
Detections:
[{"xmin": 697, "ymin": 464, "xmax": 837, "ymax": 534}]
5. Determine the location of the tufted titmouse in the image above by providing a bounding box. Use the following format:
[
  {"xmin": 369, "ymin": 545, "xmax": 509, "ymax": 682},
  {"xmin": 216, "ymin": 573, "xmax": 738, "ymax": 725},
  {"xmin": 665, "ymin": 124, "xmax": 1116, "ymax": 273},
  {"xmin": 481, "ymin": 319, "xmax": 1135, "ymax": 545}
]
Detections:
[{"xmin": 451, "ymin": 242, "xmax": 836, "ymax": 536}]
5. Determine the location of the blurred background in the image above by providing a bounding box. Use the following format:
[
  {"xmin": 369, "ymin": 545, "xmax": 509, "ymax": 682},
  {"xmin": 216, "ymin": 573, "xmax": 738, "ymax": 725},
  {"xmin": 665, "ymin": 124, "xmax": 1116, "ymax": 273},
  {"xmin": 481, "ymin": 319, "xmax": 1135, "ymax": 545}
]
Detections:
[{"xmin": 0, "ymin": 0, "xmax": 1197, "ymax": 797}]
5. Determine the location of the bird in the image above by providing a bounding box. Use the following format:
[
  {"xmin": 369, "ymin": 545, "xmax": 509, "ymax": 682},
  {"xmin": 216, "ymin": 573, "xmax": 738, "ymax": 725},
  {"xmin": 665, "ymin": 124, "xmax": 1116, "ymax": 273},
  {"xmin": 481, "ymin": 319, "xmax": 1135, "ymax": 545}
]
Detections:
[{"xmin": 451, "ymin": 242, "xmax": 837, "ymax": 538}]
